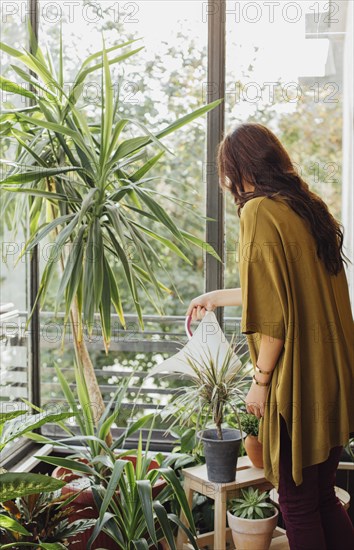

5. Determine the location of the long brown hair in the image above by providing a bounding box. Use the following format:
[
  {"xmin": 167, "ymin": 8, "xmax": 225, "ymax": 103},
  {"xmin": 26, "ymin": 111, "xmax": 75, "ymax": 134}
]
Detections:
[{"xmin": 217, "ymin": 122, "xmax": 346, "ymax": 276}]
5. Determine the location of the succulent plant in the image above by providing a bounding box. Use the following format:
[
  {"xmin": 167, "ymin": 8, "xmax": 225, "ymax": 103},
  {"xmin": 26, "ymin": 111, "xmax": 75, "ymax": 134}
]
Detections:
[
  {"xmin": 228, "ymin": 487, "xmax": 276, "ymax": 520},
  {"xmin": 238, "ymin": 411, "xmax": 260, "ymax": 437}
]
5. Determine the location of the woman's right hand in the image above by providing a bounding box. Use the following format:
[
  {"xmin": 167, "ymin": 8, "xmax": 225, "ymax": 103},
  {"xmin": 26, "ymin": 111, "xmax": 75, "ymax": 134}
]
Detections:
[{"xmin": 185, "ymin": 292, "xmax": 218, "ymax": 321}]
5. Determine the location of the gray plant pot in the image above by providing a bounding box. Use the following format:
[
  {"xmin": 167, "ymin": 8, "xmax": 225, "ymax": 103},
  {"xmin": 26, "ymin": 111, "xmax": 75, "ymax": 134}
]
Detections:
[{"xmin": 198, "ymin": 428, "xmax": 245, "ymax": 483}]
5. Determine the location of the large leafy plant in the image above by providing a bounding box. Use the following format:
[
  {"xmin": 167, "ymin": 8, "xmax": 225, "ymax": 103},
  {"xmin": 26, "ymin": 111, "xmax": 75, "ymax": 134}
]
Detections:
[
  {"xmin": 0, "ymin": 29, "xmax": 221, "ymax": 437},
  {"xmin": 0, "ymin": 488, "xmax": 96, "ymax": 549},
  {"xmin": 84, "ymin": 434, "xmax": 199, "ymax": 550},
  {"xmin": 30, "ymin": 440, "xmax": 199, "ymax": 550},
  {"xmin": 22, "ymin": 368, "xmax": 197, "ymax": 548},
  {"xmin": 0, "ymin": 409, "xmax": 77, "ymax": 549},
  {"xmin": 24, "ymin": 363, "xmax": 156, "ymax": 485}
]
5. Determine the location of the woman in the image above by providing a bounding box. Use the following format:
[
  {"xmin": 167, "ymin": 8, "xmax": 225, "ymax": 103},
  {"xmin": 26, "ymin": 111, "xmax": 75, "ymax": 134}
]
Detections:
[{"xmin": 186, "ymin": 122, "xmax": 354, "ymax": 549}]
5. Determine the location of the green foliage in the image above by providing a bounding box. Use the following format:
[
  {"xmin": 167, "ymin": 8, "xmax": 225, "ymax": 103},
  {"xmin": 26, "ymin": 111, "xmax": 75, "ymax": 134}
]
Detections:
[
  {"xmin": 228, "ymin": 487, "xmax": 276, "ymax": 520},
  {"xmin": 237, "ymin": 411, "xmax": 259, "ymax": 437},
  {"xmin": 84, "ymin": 433, "xmax": 198, "ymax": 550},
  {"xmin": 31, "ymin": 434, "xmax": 198, "ymax": 550},
  {"xmin": 0, "ymin": 408, "xmax": 73, "ymax": 504},
  {"xmin": 23, "ymin": 372, "xmax": 197, "ymax": 549},
  {"xmin": 0, "ymin": 473, "xmax": 65, "ymax": 503},
  {"xmin": 158, "ymin": 335, "xmax": 251, "ymax": 441},
  {"xmin": 24, "ymin": 364, "xmax": 153, "ymax": 480},
  {"xmin": 0, "ymin": 409, "xmax": 75, "ymax": 452},
  {"xmin": 0, "ymin": 29, "xmax": 221, "ymax": 348},
  {"xmin": 0, "ymin": 488, "xmax": 95, "ymax": 548}
]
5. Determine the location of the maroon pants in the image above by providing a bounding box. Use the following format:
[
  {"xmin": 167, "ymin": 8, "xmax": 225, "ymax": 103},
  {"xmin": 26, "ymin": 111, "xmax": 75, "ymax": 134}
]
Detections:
[{"xmin": 278, "ymin": 415, "xmax": 354, "ymax": 550}]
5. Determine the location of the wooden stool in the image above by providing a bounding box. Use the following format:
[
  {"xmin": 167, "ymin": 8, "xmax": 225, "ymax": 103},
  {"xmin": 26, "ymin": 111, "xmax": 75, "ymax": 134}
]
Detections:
[
  {"xmin": 270, "ymin": 485, "xmax": 351, "ymax": 511},
  {"xmin": 176, "ymin": 455, "xmax": 290, "ymax": 550}
]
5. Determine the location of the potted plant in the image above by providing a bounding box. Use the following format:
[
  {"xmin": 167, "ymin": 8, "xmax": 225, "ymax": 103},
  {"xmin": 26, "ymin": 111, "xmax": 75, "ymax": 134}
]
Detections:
[
  {"xmin": 0, "ymin": 409, "xmax": 82, "ymax": 550},
  {"xmin": 0, "ymin": 487, "xmax": 96, "ymax": 549},
  {"xmin": 0, "ymin": 28, "xmax": 222, "ymax": 446},
  {"xmin": 238, "ymin": 411, "xmax": 263, "ymax": 468},
  {"xmin": 151, "ymin": 335, "xmax": 251, "ymax": 483},
  {"xmin": 227, "ymin": 487, "xmax": 279, "ymax": 550},
  {"xmin": 83, "ymin": 433, "xmax": 199, "ymax": 550},
  {"xmin": 0, "ymin": 407, "xmax": 75, "ymax": 504},
  {"xmin": 35, "ymin": 431, "xmax": 198, "ymax": 550},
  {"xmin": 25, "ymin": 367, "xmax": 197, "ymax": 549},
  {"xmin": 24, "ymin": 367, "xmax": 162, "ymax": 548}
]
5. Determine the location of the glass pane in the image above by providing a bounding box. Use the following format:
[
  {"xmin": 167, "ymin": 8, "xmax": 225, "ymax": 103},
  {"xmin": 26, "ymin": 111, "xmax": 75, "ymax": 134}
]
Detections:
[
  {"xmin": 37, "ymin": 1, "xmax": 208, "ymax": 431},
  {"xmin": 224, "ymin": 0, "xmax": 351, "ymax": 310},
  {"xmin": 0, "ymin": 2, "xmax": 29, "ymax": 425}
]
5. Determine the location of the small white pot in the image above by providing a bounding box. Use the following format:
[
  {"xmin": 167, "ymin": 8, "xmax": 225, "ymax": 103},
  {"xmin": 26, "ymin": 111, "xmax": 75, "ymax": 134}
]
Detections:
[{"xmin": 227, "ymin": 507, "xmax": 279, "ymax": 550}]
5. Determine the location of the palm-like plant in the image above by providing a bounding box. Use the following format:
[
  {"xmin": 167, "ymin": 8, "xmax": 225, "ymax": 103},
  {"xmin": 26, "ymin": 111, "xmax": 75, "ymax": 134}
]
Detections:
[
  {"xmin": 0, "ymin": 28, "xmax": 222, "ymax": 437},
  {"xmin": 32, "ymin": 429, "xmax": 198, "ymax": 549},
  {"xmin": 153, "ymin": 335, "xmax": 252, "ymax": 441}
]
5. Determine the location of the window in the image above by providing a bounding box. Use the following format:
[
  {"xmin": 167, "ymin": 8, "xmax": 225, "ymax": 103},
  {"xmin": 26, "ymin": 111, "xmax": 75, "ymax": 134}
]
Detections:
[
  {"xmin": 1, "ymin": 0, "xmax": 352, "ymax": 454},
  {"xmin": 0, "ymin": 0, "xmax": 30, "ymax": 458}
]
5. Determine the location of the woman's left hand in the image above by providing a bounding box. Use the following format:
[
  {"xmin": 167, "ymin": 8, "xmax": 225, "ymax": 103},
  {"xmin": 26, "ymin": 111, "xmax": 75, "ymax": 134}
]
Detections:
[{"xmin": 245, "ymin": 383, "xmax": 270, "ymax": 419}]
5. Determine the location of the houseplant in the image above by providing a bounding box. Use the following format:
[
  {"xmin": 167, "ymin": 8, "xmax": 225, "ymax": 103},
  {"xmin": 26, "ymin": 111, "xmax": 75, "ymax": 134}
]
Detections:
[
  {"xmin": 25, "ymin": 365, "xmax": 197, "ymax": 549},
  {"xmin": 0, "ymin": 408, "xmax": 81, "ymax": 549},
  {"xmin": 227, "ymin": 487, "xmax": 279, "ymax": 550},
  {"xmin": 0, "ymin": 487, "xmax": 96, "ymax": 549},
  {"xmin": 0, "ymin": 407, "xmax": 75, "ymax": 503},
  {"xmin": 83, "ymin": 433, "xmax": 199, "ymax": 550},
  {"xmin": 238, "ymin": 411, "xmax": 263, "ymax": 468},
  {"xmin": 0, "ymin": 28, "xmax": 222, "ymax": 444},
  {"xmin": 151, "ymin": 333, "xmax": 252, "ymax": 483},
  {"xmin": 34, "ymin": 432, "xmax": 199, "ymax": 550}
]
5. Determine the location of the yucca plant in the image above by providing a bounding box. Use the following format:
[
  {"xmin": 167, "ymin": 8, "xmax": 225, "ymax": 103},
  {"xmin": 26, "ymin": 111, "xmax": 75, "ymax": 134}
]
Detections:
[
  {"xmin": 0, "ymin": 488, "xmax": 96, "ymax": 549},
  {"xmin": 84, "ymin": 433, "xmax": 199, "ymax": 550},
  {"xmin": 0, "ymin": 27, "xmax": 222, "ymax": 440}
]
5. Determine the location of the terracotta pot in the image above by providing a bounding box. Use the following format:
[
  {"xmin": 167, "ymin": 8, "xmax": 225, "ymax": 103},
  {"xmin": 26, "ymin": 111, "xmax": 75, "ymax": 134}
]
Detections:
[
  {"xmin": 244, "ymin": 434, "xmax": 264, "ymax": 468},
  {"xmin": 227, "ymin": 508, "xmax": 279, "ymax": 550},
  {"xmin": 52, "ymin": 455, "xmax": 167, "ymax": 549}
]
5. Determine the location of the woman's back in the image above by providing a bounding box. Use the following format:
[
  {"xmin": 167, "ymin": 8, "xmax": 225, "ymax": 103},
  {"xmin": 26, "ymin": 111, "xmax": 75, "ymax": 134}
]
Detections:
[{"xmin": 239, "ymin": 195, "xmax": 354, "ymax": 487}]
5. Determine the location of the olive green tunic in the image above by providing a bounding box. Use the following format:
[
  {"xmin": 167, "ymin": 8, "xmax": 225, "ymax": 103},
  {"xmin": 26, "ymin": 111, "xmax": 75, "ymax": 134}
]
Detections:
[{"xmin": 239, "ymin": 196, "xmax": 354, "ymax": 490}]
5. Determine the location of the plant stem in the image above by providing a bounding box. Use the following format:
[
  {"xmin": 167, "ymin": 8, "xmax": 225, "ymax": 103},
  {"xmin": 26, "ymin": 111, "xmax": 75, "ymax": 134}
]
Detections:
[
  {"xmin": 70, "ymin": 301, "xmax": 113, "ymax": 447},
  {"xmin": 216, "ymin": 423, "xmax": 223, "ymax": 440}
]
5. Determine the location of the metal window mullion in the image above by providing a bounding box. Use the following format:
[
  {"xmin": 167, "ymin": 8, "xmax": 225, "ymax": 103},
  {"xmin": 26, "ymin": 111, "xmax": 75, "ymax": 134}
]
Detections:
[
  {"xmin": 205, "ymin": 0, "xmax": 226, "ymax": 327},
  {"xmin": 28, "ymin": 0, "xmax": 40, "ymax": 408}
]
